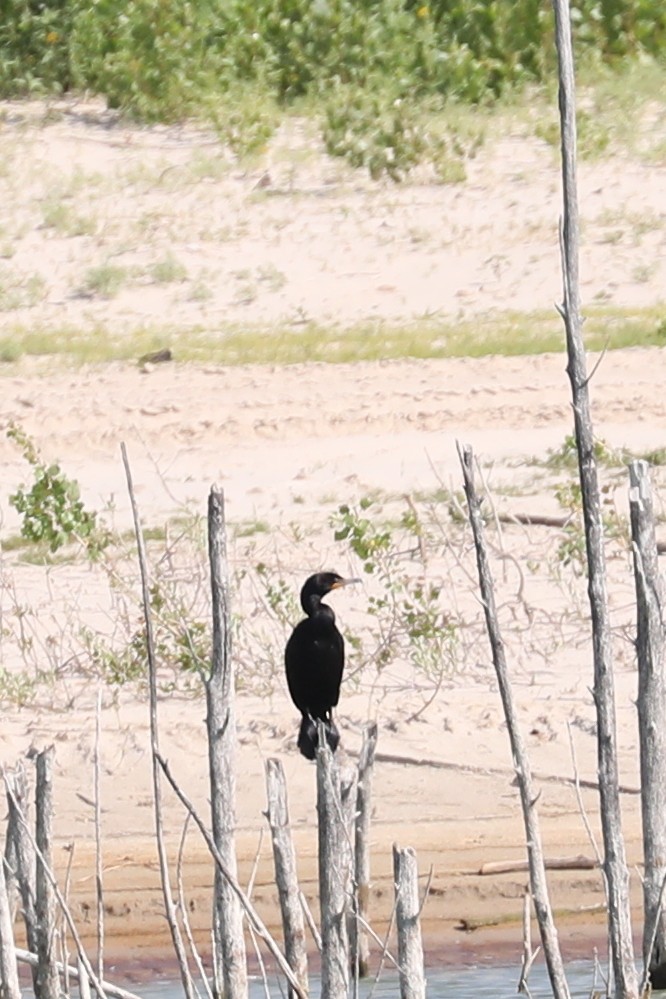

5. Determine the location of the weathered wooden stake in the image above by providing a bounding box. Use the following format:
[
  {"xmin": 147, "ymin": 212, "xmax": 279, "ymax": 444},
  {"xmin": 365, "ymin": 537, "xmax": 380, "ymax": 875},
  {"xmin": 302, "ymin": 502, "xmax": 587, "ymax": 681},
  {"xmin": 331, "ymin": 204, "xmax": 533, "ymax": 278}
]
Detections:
[
  {"xmin": 5, "ymin": 764, "xmax": 38, "ymax": 992},
  {"xmin": 551, "ymin": 0, "xmax": 639, "ymax": 993},
  {"xmin": 393, "ymin": 845, "xmax": 425, "ymax": 999},
  {"xmin": 265, "ymin": 758, "xmax": 308, "ymax": 999},
  {"xmin": 352, "ymin": 723, "xmax": 378, "ymax": 980},
  {"xmin": 0, "ymin": 844, "xmax": 21, "ymax": 999},
  {"xmin": 630, "ymin": 460, "xmax": 666, "ymax": 991},
  {"xmin": 35, "ymin": 747, "xmax": 60, "ymax": 999},
  {"xmin": 206, "ymin": 487, "xmax": 248, "ymax": 999},
  {"xmin": 317, "ymin": 730, "xmax": 351, "ymax": 999}
]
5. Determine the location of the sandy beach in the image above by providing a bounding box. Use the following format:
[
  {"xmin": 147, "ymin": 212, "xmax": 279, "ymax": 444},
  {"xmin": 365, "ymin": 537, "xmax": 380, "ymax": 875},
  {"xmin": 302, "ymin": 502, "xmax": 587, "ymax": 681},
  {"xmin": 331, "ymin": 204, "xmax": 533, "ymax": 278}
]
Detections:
[{"xmin": 0, "ymin": 95, "xmax": 665, "ymax": 985}]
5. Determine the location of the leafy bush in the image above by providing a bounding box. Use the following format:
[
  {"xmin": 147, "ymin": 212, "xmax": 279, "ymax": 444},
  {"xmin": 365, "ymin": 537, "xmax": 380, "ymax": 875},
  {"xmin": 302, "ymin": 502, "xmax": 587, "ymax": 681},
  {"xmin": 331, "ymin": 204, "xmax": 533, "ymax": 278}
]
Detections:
[
  {"xmin": 7, "ymin": 423, "xmax": 110, "ymax": 557},
  {"xmin": 3, "ymin": 0, "xmax": 664, "ymax": 109},
  {"xmin": 69, "ymin": 0, "xmax": 225, "ymax": 121},
  {"xmin": 0, "ymin": 0, "xmax": 75, "ymax": 95}
]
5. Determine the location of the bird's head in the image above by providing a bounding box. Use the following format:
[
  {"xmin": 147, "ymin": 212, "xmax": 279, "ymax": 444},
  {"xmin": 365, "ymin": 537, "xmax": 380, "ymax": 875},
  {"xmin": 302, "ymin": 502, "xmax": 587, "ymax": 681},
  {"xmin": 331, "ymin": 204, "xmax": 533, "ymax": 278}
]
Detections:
[{"xmin": 300, "ymin": 572, "xmax": 359, "ymax": 614}]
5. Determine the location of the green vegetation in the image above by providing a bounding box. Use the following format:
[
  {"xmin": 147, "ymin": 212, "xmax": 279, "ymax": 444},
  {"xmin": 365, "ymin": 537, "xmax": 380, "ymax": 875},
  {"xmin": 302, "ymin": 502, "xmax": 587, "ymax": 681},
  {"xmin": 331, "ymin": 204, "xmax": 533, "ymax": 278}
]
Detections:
[
  {"xmin": 0, "ymin": 305, "xmax": 665, "ymax": 370},
  {"xmin": 1, "ymin": 0, "xmax": 664, "ymax": 176},
  {"xmin": 331, "ymin": 497, "xmax": 458, "ymax": 686},
  {"xmin": 7, "ymin": 423, "xmax": 110, "ymax": 557},
  {"xmin": 79, "ymin": 262, "xmax": 129, "ymax": 299}
]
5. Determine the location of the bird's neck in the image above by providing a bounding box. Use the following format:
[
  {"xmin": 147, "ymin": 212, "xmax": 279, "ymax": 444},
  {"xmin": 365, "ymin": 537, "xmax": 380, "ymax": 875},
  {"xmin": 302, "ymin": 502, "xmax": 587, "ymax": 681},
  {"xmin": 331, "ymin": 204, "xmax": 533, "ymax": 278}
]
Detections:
[{"xmin": 304, "ymin": 595, "xmax": 335, "ymax": 622}]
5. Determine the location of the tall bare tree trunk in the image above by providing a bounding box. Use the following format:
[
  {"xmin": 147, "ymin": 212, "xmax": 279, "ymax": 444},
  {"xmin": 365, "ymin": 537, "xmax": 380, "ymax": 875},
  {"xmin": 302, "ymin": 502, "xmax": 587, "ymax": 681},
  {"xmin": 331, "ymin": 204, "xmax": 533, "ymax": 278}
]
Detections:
[
  {"xmin": 551, "ymin": 2, "xmax": 638, "ymax": 994},
  {"xmin": 630, "ymin": 460, "xmax": 666, "ymax": 990},
  {"xmin": 206, "ymin": 488, "xmax": 248, "ymax": 999},
  {"xmin": 459, "ymin": 445, "xmax": 571, "ymax": 999}
]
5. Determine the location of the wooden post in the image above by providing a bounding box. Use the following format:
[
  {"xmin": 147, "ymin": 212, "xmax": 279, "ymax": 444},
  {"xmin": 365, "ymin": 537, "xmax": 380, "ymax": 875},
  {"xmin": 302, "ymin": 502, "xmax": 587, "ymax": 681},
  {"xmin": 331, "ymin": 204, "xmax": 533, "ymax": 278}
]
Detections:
[
  {"xmin": 35, "ymin": 747, "xmax": 60, "ymax": 999},
  {"xmin": 264, "ymin": 758, "xmax": 308, "ymax": 999},
  {"xmin": 0, "ymin": 843, "xmax": 21, "ymax": 999},
  {"xmin": 630, "ymin": 460, "xmax": 666, "ymax": 989},
  {"xmin": 5, "ymin": 765, "xmax": 38, "ymax": 992},
  {"xmin": 459, "ymin": 445, "xmax": 571, "ymax": 999},
  {"xmin": 317, "ymin": 731, "xmax": 351, "ymax": 999},
  {"xmin": 206, "ymin": 487, "xmax": 248, "ymax": 999},
  {"xmin": 352, "ymin": 723, "xmax": 378, "ymax": 979},
  {"xmin": 393, "ymin": 845, "xmax": 425, "ymax": 999},
  {"xmin": 551, "ymin": 1, "xmax": 638, "ymax": 994}
]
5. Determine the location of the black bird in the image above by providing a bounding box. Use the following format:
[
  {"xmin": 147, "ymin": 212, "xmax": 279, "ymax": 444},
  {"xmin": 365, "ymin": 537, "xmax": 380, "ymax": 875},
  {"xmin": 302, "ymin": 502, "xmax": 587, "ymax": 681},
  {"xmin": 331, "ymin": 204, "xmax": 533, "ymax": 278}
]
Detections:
[{"xmin": 285, "ymin": 572, "xmax": 358, "ymax": 760}]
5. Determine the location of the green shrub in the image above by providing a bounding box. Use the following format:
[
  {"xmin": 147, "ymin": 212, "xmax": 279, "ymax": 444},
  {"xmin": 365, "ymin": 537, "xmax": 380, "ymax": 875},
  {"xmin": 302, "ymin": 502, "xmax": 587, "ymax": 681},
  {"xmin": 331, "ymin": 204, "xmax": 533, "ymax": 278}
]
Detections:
[
  {"xmin": 7, "ymin": 423, "xmax": 110, "ymax": 557},
  {"xmin": 0, "ymin": 0, "xmax": 76, "ymax": 95},
  {"xmin": 1, "ymin": 0, "xmax": 665, "ymax": 172},
  {"xmin": 70, "ymin": 0, "xmax": 224, "ymax": 121}
]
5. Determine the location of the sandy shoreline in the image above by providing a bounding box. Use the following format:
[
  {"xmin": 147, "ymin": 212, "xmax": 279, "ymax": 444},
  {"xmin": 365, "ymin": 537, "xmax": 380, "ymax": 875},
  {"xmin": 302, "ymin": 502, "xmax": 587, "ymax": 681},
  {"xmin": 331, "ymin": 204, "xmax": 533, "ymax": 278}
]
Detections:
[{"xmin": 2, "ymin": 97, "xmax": 666, "ymax": 986}]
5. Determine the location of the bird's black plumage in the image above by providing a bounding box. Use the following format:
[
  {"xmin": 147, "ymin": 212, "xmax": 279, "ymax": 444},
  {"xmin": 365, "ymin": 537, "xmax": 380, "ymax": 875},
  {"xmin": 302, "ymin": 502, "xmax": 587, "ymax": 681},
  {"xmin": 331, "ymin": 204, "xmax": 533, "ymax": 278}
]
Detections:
[{"xmin": 285, "ymin": 572, "xmax": 357, "ymax": 760}]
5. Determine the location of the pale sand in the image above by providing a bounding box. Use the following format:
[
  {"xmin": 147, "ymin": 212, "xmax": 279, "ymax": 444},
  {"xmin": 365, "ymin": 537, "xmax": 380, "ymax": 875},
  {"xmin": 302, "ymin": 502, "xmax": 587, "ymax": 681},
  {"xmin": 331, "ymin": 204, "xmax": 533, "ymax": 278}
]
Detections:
[{"xmin": 0, "ymin": 97, "xmax": 665, "ymax": 981}]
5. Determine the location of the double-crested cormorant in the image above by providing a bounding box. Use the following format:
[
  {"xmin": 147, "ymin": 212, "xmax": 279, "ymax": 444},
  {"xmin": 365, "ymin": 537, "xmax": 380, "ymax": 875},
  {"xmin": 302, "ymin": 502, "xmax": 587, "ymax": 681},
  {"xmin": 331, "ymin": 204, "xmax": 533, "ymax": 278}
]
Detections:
[{"xmin": 285, "ymin": 572, "xmax": 358, "ymax": 760}]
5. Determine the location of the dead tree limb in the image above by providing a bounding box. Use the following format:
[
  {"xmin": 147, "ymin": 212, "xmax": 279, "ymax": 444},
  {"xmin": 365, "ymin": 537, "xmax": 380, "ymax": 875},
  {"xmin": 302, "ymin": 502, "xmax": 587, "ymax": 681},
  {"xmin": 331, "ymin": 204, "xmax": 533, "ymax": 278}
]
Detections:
[
  {"xmin": 121, "ymin": 443, "xmax": 196, "ymax": 999},
  {"xmin": 551, "ymin": 1, "xmax": 639, "ymax": 993},
  {"xmin": 0, "ymin": 849, "xmax": 20, "ymax": 999},
  {"xmin": 264, "ymin": 758, "xmax": 308, "ymax": 999},
  {"xmin": 15, "ymin": 948, "xmax": 142, "ymax": 999},
  {"xmin": 630, "ymin": 459, "xmax": 666, "ymax": 990},
  {"xmin": 4, "ymin": 777, "xmax": 107, "ymax": 999},
  {"xmin": 5, "ymin": 765, "xmax": 38, "ymax": 992},
  {"xmin": 156, "ymin": 753, "xmax": 308, "ymax": 999},
  {"xmin": 353, "ymin": 722, "xmax": 378, "ymax": 979},
  {"xmin": 459, "ymin": 443, "xmax": 570, "ymax": 999},
  {"xmin": 206, "ymin": 487, "xmax": 248, "ymax": 999},
  {"xmin": 478, "ymin": 855, "xmax": 596, "ymax": 876},
  {"xmin": 94, "ymin": 688, "xmax": 105, "ymax": 983},
  {"xmin": 35, "ymin": 748, "xmax": 60, "ymax": 999},
  {"xmin": 393, "ymin": 845, "xmax": 425, "ymax": 999}
]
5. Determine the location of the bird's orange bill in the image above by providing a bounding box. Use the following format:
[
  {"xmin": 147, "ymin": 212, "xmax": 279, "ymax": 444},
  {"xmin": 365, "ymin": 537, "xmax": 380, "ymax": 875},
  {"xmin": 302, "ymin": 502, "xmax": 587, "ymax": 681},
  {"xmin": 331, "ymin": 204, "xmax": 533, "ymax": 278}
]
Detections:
[{"xmin": 331, "ymin": 577, "xmax": 361, "ymax": 589}]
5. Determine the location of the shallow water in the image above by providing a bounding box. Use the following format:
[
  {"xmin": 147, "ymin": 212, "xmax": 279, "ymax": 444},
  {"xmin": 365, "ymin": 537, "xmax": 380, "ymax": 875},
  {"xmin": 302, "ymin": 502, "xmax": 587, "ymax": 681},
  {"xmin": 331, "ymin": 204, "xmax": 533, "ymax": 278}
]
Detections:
[{"xmin": 135, "ymin": 959, "xmax": 610, "ymax": 998}]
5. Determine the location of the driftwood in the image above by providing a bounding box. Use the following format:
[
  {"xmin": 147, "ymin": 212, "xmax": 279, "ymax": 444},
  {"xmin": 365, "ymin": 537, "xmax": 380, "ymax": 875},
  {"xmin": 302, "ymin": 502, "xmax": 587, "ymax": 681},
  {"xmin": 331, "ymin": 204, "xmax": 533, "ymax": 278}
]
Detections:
[
  {"xmin": 393, "ymin": 845, "xmax": 426, "ymax": 999},
  {"xmin": 264, "ymin": 758, "xmax": 308, "ymax": 999},
  {"xmin": 630, "ymin": 460, "xmax": 666, "ymax": 992},
  {"xmin": 121, "ymin": 443, "xmax": 196, "ymax": 999},
  {"xmin": 457, "ymin": 902, "xmax": 606, "ymax": 933},
  {"xmin": 478, "ymin": 855, "xmax": 596, "ymax": 876},
  {"xmin": 366, "ymin": 749, "xmax": 639, "ymax": 795},
  {"xmin": 206, "ymin": 487, "xmax": 248, "ymax": 999},
  {"xmin": 15, "ymin": 949, "xmax": 142, "ymax": 999},
  {"xmin": 459, "ymin": 443, "xmax": 571, "ymax": 999},
  {"xmin": 551, "ymin": 0, "xmax": 639, "ymax": 993}
]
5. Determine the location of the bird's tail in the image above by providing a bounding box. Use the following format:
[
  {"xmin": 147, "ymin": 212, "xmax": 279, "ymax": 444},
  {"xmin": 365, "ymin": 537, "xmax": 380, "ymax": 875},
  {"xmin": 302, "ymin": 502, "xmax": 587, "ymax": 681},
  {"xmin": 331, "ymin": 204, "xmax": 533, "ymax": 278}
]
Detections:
[{"xmin": 297, "ymin": 715, "xmax": 340, "ymax": 760}]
